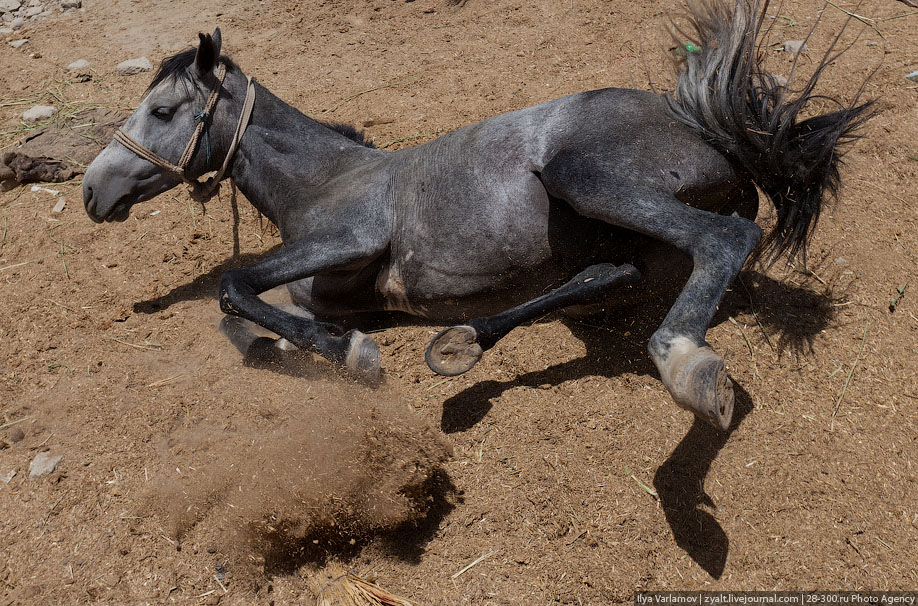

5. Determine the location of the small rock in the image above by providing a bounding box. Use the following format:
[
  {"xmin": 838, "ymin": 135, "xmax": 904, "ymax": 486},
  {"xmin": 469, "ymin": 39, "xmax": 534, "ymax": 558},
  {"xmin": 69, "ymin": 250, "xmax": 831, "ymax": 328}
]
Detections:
[
  {"xmin": 0, "ymin": 0, "xmax": 21, "ymax": 12},
  {"xmin": 835, "ymin": 257, "xmax": 847, "ymax": 266},
  {"xmin": 783, "ymin": 40, "xmax": 807, "ymax": 54},
  {"xmin": 31, "ymin": 185, "xmax": 62, "ymax": 195},
  {"xmin": 116, "ymin": 56, "xmax": 153, "ymax": 76},
  {"xmin": 61, "ymin": 0, "xmax": 81, "ymax": 7},
  {"xmin": 771, "ymin": 74, "xmax": 788, "ymax": 87},
  {"xmin": 10, "ymin": 16, "xmax": 24, "ymax": 28},
  {"xmin": 29, "ymin": 451, "xmax": 62, "ymax": 478},
  {"xmin": 24, "ymin": 5, "xmax": 41, "ymax": 17},
  {"xmin": 51, "ymin": 198, "xmax": 66, "ymax": 214},
  {"xmin": 66, "ymin": 58, "xmax": 90, "ymax": 71},
  {"xmin": 22, "ymin": 104, "xmax": 57, "ymax": 122},
  {"xmin": 906, "ymin": 70, "xmax": 918, "ymax": 83},
  {"xmin": 0, "ymin": 26, "xmax": 12, "ymax": 34},
  {"xmin": 8, "ymin": 426, "xmax": 25, "ymax": 442},
  {"xmin": 0, "ymin": 470, "xmax": 15, "ymax": 483},
  {"xmin": 202, "ymin": 593, "xmax": 222, "ymax": 605},
  {"xmin": 9, "ymin": 38, "xmax": 28, "ymax": 48}
]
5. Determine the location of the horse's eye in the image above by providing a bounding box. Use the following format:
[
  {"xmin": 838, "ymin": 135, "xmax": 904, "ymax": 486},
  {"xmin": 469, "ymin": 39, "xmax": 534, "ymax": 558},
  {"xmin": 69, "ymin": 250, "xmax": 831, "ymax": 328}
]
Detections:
[{"xmin": 152, "ymin": 106, "xmax": 175, "ymax": 121}]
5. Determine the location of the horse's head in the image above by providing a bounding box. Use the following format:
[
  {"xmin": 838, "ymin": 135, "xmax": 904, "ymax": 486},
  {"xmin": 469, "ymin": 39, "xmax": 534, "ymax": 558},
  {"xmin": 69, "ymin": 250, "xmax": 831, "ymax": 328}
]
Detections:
[{"xmin": 83, "ymin": 29, "xmax": 245, "ymax": 223}]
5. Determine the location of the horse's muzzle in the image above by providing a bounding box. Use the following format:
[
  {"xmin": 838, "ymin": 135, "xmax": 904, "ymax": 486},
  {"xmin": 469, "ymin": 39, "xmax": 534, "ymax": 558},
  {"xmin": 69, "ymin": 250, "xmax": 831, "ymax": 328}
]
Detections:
[{"xmin": 83, "ymin": 184, "xmax": 130, "ymax": 223}]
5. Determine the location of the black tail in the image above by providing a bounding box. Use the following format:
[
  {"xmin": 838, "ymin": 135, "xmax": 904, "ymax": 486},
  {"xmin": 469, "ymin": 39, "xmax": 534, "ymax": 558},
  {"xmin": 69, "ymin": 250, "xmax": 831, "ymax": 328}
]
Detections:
[{"xmin": 665, "ymin": 0, "xmax": 875, "ymax": 263}]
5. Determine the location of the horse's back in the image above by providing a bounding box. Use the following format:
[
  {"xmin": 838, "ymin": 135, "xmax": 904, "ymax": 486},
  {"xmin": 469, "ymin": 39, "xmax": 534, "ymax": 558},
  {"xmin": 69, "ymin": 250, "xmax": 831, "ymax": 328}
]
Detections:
[{"xmin": 370, "ymin": 88, "xmax": 749, "ymax": 318}]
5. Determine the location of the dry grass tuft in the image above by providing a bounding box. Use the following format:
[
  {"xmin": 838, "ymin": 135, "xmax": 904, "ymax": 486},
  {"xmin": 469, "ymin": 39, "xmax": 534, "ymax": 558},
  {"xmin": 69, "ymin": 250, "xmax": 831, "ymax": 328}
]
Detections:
[{"xmin": 307, "ymin": 562, "xmax": 414, "ymax": 606}]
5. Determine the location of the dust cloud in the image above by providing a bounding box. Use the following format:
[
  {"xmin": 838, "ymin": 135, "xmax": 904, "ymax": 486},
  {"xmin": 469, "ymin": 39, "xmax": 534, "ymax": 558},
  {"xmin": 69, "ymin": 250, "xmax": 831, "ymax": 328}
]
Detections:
[{"xmin": 148, "ymin": 377, "xmax": 452, "ymax": 574}]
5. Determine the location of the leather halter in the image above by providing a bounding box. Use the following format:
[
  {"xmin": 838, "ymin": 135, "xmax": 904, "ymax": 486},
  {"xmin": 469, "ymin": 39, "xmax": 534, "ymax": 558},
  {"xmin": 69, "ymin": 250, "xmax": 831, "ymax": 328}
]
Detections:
[{"xmin": 113, "ymin": 62, "xmax": 256, "ymax": 203}]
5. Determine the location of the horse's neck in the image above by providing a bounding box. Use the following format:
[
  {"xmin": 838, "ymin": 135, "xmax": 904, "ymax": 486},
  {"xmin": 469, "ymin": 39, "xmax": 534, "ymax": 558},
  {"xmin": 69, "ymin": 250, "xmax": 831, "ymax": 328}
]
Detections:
[{"xmin": 229, "ymin": 84, "xmax": 380, "ymax": 227}]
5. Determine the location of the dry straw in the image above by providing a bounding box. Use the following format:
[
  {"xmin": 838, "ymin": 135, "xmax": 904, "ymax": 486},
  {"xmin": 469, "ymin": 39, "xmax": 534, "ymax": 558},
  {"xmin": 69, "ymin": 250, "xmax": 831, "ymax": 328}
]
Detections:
[{"xmin": 309, "ymin": 562, "xmax": 414, "ymax": 606}]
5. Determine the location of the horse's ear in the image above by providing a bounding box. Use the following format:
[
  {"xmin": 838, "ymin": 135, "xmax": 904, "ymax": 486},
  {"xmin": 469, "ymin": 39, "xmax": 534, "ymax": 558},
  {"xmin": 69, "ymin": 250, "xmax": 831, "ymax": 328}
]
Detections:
[
  {"xmin": 211, "ymin": 28, "xmax": 222, "ymax": 55},
  {"xmin": 194, "ymin": 28, "xmax": 222, "ymax": 76}
]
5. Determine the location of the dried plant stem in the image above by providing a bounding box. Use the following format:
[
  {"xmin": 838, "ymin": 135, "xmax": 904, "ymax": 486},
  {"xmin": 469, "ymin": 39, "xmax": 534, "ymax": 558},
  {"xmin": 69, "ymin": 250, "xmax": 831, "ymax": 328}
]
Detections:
[{"xmin": 831, "ymin": 320, "xmax": 869, "ymax": 429}]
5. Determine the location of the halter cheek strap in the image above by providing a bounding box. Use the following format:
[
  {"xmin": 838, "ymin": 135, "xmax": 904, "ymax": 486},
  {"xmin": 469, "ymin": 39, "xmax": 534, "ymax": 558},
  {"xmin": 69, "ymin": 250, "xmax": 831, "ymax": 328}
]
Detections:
[{"xmin": 113, "ymin": 62, "xmax": 256, "ymax": 203}]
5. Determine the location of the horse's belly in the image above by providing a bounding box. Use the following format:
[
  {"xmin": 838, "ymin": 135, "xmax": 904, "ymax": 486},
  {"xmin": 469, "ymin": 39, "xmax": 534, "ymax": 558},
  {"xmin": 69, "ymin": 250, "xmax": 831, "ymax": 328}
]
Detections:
[
  {"xmin": 377, "ymin": 250, "xmax": 581, "ymax": 321},
  {"xmin": 379, "ymin": 198, "xmax": 618, "ymax": 320}
]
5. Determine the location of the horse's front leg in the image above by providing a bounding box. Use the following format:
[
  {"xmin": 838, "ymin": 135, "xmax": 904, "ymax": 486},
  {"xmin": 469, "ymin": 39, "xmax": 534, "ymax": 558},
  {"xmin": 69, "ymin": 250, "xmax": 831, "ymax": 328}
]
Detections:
[{"xmin": 218, "ymin": 232, "xmax": 387, "ymax": 382}]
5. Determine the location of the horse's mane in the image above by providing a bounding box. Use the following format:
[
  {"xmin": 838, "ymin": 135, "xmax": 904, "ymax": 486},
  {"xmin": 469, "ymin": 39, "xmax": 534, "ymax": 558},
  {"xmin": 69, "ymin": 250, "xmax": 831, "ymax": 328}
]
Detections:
[
  {"xmin": 147, "ymin": 48, "xmax": 239, "ymax": 93},
  {"xmin": 318, "ymin": 121, "xmax": 376, "ymax": 148},
  {"xmin": 147, "ymin": 49, "xmax": 375, "ymax": 149}
]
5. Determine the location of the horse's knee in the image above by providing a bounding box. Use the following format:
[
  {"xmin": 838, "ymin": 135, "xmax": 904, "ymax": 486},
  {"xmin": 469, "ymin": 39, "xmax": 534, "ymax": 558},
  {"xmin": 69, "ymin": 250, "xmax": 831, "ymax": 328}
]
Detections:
[
  {"xmin": 738, "ymin": 218, "xmax": 763, "ymax": 249},
  {"xmin": 687, "ymin": 217, "xmax": 761, "ymax": 280},
  {"xmin": 219, "ymin": 268, "xmax": 249, "ymax": 315},
  {"xmin": 697, "ymin": 215, "xmax": 760, "ymax": 256}
]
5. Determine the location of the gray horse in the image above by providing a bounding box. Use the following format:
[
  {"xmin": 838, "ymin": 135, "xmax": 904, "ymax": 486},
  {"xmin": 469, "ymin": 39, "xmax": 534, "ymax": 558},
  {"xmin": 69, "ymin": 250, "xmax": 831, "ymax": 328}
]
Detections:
[{"xmin": 82, "ymin": 0, "xmax": 871, "ymax": 430}]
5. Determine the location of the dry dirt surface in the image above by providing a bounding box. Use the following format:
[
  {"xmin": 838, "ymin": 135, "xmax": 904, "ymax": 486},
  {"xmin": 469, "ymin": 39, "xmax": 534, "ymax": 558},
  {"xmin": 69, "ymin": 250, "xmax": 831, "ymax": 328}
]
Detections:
[{"xmin": 2, "ymin": 0, "xmax": 918, "ymax": 604}]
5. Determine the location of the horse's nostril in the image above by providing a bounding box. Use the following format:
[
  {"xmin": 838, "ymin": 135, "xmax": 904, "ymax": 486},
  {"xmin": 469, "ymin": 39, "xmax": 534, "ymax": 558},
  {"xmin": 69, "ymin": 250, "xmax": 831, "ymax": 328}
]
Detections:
[
  {"xmin": 83, "ymin": 185, "xmax": 102, "ymax": 222},
  {"xmin": 84, "ymin": 186, "xmax": 96, "ymax": 211}
]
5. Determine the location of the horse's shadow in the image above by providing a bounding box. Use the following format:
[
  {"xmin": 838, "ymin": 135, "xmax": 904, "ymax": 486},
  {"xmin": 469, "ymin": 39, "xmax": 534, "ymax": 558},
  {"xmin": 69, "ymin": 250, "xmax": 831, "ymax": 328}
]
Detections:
[
  {"xmin": 440, "ymin": 269, "xmax": 833, "ymax": 578},
  {"xmin": 133, "ymin": 246, "xmax": 283, "ymax": 314},
  {"xmin": 652, "ymin": 382, "xmax": 753, "ymax": 579},
  {"xmin": 256, "ymin": 469, "xmax": 460, "ymax": 576}
]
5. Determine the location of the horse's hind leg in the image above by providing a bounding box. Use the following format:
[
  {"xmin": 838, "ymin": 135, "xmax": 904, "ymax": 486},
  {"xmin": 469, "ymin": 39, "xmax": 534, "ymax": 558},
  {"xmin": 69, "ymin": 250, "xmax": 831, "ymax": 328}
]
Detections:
[
  {"xmin": 426, "ymin": 263, "xmax": 641, "ymax": 376},
  {"xmin": 540, "ymin": 156, "xmax": 761, "ymax": 430}
]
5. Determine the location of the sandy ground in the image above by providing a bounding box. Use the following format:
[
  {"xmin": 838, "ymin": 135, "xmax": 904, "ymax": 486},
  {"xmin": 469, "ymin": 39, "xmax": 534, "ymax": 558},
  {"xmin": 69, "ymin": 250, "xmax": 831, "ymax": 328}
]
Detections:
[{"xmin": 1, "ymin": 0, "xmax": 917, "ymax": 603}]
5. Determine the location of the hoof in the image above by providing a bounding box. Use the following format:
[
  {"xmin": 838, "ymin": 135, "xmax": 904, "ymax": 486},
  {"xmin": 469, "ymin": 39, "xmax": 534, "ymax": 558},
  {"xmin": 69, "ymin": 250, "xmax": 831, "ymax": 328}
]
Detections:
[
  {"xmin": 668, "ymin": 349, "xmax": 734, "ymax": 430},
  {"xmin": 274, "ymin": 337, "xmax": 298, "ymax": 352},
  {"xmin": 220, "ymin": 315, "xmax": 263, "ymax": 354},
  {"xmin": 344, "ymin": 331, "xmax": 381, "ymax": 384},
  {"xmin": 425, "ymin": 325, "xmax": 483, "ymax": 376}
]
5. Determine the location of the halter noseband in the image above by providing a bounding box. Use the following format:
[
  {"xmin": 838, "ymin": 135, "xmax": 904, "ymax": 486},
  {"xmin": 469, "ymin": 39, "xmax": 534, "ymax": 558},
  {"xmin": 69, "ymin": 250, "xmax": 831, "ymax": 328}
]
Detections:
[{"xmin": 113, "ymin": 62, "xmax": 256, "ymax": 203}]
